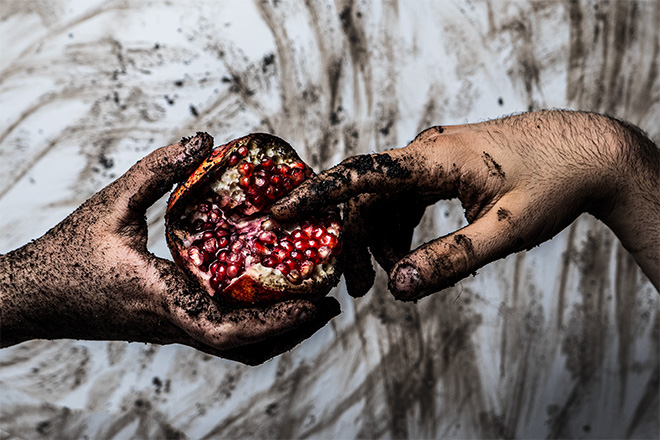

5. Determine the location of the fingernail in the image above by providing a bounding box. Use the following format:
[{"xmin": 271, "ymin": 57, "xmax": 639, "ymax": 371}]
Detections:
[
  {"xmin": 184, "ymin": 132, "xmax": 212, "ymax": 157},
  {"xmin": 390, "ymin": 264, "xmax": 422, "ymax": 300}
]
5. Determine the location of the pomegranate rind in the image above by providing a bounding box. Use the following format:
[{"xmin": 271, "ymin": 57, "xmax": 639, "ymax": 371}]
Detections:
[{"xmin": 165, "ymin": 133, "xmax": 342, "ymax": 306}]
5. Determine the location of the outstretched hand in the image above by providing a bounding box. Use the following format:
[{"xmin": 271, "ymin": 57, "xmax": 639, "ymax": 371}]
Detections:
[
  {"xmin": 1, "ymin": 133, "xmax": 339, "ymax": 365},
  {"xmin": 272, "ymin": 110, "xmax": 659, "ymax": 300}
]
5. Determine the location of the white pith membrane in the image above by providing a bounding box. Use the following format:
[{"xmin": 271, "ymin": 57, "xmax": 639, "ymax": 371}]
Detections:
[{"xmin": 177, "ymin": 141, "xmax": 341, "ymax": 297}]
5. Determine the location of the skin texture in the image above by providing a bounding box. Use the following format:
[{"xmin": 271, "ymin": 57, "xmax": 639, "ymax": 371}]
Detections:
[
  {"xmin": 0, "ymin": 133, "xmax": 340, "ymax": 365},
  {"xmin": 272, "ymin": 110, "xmax": 660, "ymax": 301}
]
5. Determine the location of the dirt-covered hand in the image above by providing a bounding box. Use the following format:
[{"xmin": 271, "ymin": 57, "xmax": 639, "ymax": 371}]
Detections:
[
  {"xmin": 1, "ymin": 134, "xmax": 339, "ymax": 365},
  {"xmin": 272, "ymin": 110, "xmax": 659, "ymax": 301}
]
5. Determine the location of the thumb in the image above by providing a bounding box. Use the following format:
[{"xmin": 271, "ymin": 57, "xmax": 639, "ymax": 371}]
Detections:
[
  {"xmin": 119, "ymin": 132, "xmax": 214, "ymax": 214},
  {"xmin": 388, "ymin": 194, "xmax": 530, "ymax": 301}
]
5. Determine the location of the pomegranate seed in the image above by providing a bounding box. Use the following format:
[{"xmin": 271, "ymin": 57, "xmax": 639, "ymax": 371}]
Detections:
[
  {"xmin": 321, "ymin": 233, "xmax": 338, "ymax": 248},
  {"xmin": 249, "ymin": 192, "xmax": 265, "ymax": 208},
  {"xmin": 276, "ymin": 164, "xmax": 290, "ymax": 175},
  {"xmin": 203, "ymin": 238, "xmax": 218, "ymax": 254},
  {"xmin": 253, "ymin": 241, "xmax": 270, "ymax": 255},
  {"xmin": 290, "ymin": 161, "xmax": 306, "ymax": 170},
  {"xmin": 294, "ymin": 239, "xmax": 309, "ymax": 251},
  {"xmin": 216, "ymin": 250, "xmax": 228, "ymax": 262},
  {"xmin": 282, "ymin": 176, "xmax": 295, "ymax": 191},
  {"xmin": 261, "ymin": 157, "xmax": 275, "ymax": 169},
  {"xmin": 292, "ymin": 230, "xmax": 308, "ymax": 241},
  {"xmin": 239, "ymin": 162, "xmax": 254, "ymax": 176},
  {"xmin": 198, "ymin": 203, "xmax": 210, "ymax": 213},
  {"xmin": 287, "ymin": 269, "xmax": 302, "ymax": 285},
  {"xmin": 203, "ymin": 222, "xmax": 214, "ymax": 231},
  {"xmin": 273, "ymin": 186, "xmax": 284, "ymax": 198},
  {"xmin": 290, "ymin": 250, "xmax": 304, "ymax": 262},
  {"xmin": 188, "ymin": 247, "xmax": 204, "ymax": 266},
  {"xmin": 215, "ymin": 264, "xmax": 227, "ymax": 278},
  {"xmin": 237, "ymin": 145, "xmax": 248, "ymax": 156},
  {"xmin": 291, "ymin": 168, "xmax": 305, "ymax": 185},
  {"xmin": 279, "ymin": 239, "xmax": 294, "ymax": 253},
  {"xmin": 283, "ymin": 258, "xmax": 298, "ymax": 271},
  {"xmin": 209, "ymin": 261, "xmax": 220, "ymax": 274},
  {"xmin": 228, "ymin": 154, "xmax": 240, "ymax": 166},
  {"xmin": 307, "ymin": 239, "xmax": 320, "ymax": 249},
  {"xmin": 302, "ymin": 224, "xmax": 315, "ymax": 237},
  {"xmin": 227, "ymin": 264, "xmax": 240, "ymax": 278},
  {"xmin": 304, "ymin": 248, "xmax": 318, "ymax": 261},
  {"xmin": 228, "ymin": 252, "xmax": 243, "ymax": 264},
  {"xmin": 217, "ymin": 236, "xmax": 229, "ymax": 248},
  {"xmin": 272, "ymin": 248, "xmax": 287, "ymax": 262},
  {"xmin": 230, "ymin": 240, "xmax": 244, "ymax": 252},
  {"xmin": 311, "ymin": 227, "xmax": 325, "ymax": 240},
  {"xmin": 215, "ymin": 227, "xmax": 230, "ymax": 237},
  {"xmin": 258, "ymin": 231, "xmax": 277, "ymax": 244},
  {"xmin": 275, "ymin": 263, "xmax": 290, "ymax": 275},
  {"xmin": 318, "ymin": 246, "xmax": 332, "ymax": 260},
  {"xmin": 203, "ymin": 231, "xmax": 215, "ymax": 240},
  {"xmin": 239, "ymin": 176, "xmax": 253, "ymax": 188},
  {"xmin": 264, "ymin": 185, "xmax": 277, "ymax": 200},
  {"xmin": 270, "ymin": 175, "xmax": 282, "ymax": 186},
  {"xmin": 300, "ymin": 260, "xmax": 314, "ymax": 279},
  {"xmin": 261, "ymin": 256, "xmax": 277, "ymax": 267},
  {"xmin": 209, "ymin": 209, "xmax": 221, "ymax": 223},
  {"xmin": 210, "ymin": 275, "xmax": 222, "ymax": 290},
  {"xmin": 254, "ymin": 175, "xmax": 268, "ymax": 188}
]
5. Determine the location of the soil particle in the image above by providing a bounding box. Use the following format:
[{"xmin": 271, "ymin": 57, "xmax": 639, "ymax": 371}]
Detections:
[
  {"xmin": 497, "ymin": 207, "xmax": 511, "ymax": 221},
  {"xmin": 453, "ymin": 234, "xmax": 474, "ymax": 258},
  {"xmin": 482, "ymin": 151, "xmax": 505, "ymax": 178},
  {"xmin": 340, "ymin": 153, "xmax": 412, "ymax": 180}
]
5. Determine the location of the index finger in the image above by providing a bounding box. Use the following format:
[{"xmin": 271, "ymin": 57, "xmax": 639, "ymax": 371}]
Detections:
[{"xmin": 271, "ymin": 149, "xmax": 419, "ymax": 220}]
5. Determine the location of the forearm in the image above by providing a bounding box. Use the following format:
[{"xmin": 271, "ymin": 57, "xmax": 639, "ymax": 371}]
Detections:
[
  {"xmin": 0, "ymin": 239, "xmax": 177, "ymax": 347},
  {"xmin": 598, "ymin": 118, "xmax": 660, "ymax": 288},
  {"xmin": 1, "ymin": 243, "xmax": 64, "ymax": 346}
]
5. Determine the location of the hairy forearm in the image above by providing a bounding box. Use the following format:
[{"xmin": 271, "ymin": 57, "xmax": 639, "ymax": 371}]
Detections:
[
  {"xmin": 1, "ymin": 243, "xmax": 62, "ymax": 346},
  {"xmin": 599, "ymin": 118, "xmax": 660, "ymax": 288},
  {"xmin": 0, "ymin": 240, "xmax": 177, "ymax": 347}
]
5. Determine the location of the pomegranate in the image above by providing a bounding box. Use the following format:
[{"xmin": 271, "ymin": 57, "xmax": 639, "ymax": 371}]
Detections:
[{"xmin": 166, "ymin": 133, "xmax": 342, "ymax": 306}]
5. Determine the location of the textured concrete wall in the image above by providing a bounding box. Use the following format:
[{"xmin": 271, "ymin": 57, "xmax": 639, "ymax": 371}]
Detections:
[{"xmin": 1, "ymin": 1, "xmax": 658, "ymax": 438}]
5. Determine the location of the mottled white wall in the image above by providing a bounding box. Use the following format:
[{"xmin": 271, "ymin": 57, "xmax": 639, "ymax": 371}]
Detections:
[{"xmin": 1, "ymin": 0, "xmax": 658, "ymax": 438}]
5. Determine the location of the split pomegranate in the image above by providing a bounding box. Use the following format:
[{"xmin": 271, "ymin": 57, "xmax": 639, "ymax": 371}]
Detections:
[{"xmin": 166, "ymin": 133, "xmax": 342, "ymax": 306}]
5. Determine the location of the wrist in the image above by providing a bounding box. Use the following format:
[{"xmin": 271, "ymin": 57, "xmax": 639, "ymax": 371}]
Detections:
[
  {"xmin": 0, "ymin": 241, "xmax": 62, "ymax": 346},
  {"xmin": 0, "ymin": 238, "xmax": 154, "ymax": 346},
  {"xmin": 596, "ymin": 117, "xmax": 660, "ymax": 287}
]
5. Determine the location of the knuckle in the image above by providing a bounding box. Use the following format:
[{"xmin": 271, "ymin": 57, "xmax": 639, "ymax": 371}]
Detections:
[{"xmin": 411, "ymin": 125, "xmax": 445, "ymax": 145}]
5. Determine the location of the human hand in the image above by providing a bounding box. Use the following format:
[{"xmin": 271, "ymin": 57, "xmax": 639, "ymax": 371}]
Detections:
[
  {"xmin": 0, "ymin": 133, "xmax": 340, "ymax": 365},
  {"xmin": 272, "ymin": 110, "xmax": 659, "ymax": 300}
]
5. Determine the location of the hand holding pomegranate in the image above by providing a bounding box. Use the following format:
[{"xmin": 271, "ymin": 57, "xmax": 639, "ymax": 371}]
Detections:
[
  {"xmin": 0, "ymin": 133, "xmax": 339, "ymax": 365},
  {"xmin": 272, "ymin": 110, "xmax": 659, "ymax": 300}
]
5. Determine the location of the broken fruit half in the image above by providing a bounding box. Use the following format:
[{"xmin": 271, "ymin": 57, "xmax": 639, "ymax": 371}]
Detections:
[{"xmin": 166, "ymin": 133, "xmax": 342, "ymax": 306}]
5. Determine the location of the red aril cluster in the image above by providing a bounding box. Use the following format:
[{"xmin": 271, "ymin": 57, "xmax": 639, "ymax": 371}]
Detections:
[{"xmin": 166, "ymin": 133, "xmax": 342, "ymax": 305}]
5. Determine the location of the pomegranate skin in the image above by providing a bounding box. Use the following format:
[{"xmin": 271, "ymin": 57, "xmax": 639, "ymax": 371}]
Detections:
[{"xmin": 165, "ymin": 133, "xmax": 342, "ymax": 307}]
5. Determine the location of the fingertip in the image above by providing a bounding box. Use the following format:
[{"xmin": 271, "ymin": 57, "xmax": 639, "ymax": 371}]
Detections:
[
  {"xmin": 270, "ymin": 197, "xmax": 298, "ymax": 221},
  {"xmin": 345, "ymin": 268, "xmax": 375, "ymax": 298},
  {"xmin": 388, "ymin": 262, "xmax": 424, "ymax": 301},
  {"xmin": 178, "ymin": 132, "xmax": 214, "ymax": 176}
]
